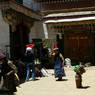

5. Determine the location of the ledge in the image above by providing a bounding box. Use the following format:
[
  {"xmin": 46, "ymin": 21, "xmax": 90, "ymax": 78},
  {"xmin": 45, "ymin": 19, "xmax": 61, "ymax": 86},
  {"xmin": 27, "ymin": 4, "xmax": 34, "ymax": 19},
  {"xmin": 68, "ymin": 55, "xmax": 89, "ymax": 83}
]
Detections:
[{"xmin": 0, "ymin": 1, "xmax": 42, "ymax": 20}]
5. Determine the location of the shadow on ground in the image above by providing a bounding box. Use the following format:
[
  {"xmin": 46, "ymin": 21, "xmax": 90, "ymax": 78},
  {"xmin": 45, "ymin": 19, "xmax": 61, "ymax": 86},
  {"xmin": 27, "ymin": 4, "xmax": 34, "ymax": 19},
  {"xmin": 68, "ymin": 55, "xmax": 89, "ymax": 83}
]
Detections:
[
  {"xmin": 77, "ymin": 86, "xmax": 90, "ymax": 89},
  {"xmin": 56, "ymin": 79, "xmax": 68, "ymax": 81},
  {"xmin": 0, "ymin": 89, "xmax": 16, "ymax": 95}
]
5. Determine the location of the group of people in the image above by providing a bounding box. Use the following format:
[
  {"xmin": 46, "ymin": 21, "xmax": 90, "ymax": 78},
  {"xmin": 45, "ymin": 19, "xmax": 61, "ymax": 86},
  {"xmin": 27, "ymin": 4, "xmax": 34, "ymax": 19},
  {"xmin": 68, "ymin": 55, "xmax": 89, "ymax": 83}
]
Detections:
[
  {"xmin": 0, "ymin": 44, "xmax": 86, "ymax": 94},
  {"xmin": 23, "ymin": 44, "xmax": 66, "ymax": 81},
  {"xmin": 24, "ymin": 45, "xmax": 86, "ymax": 88}
]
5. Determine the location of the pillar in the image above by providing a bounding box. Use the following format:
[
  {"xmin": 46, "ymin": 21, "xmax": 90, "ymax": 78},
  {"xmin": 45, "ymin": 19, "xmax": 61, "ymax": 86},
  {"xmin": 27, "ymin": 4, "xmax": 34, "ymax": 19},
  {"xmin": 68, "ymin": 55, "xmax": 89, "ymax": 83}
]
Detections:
[
  {"xmin": 43, "ymin": 23, "xmax": 48, "ymax": 39},
  {"xmin": 9, "ymin": 25, "xmax": 15, "ymax": 59}
]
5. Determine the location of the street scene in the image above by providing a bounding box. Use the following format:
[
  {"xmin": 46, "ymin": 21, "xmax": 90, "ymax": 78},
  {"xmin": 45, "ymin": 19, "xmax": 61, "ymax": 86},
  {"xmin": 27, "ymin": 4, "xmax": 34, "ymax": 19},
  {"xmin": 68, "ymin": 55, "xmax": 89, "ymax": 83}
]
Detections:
[
  {"xmin": 1, "ymin": 66, "xmax": 95, "ymax": 95},
  {"xmin": 13, "ymin": 67, "xmax": 95, "ymax": 95},
  {"xmin": 1, "ymin": 0, "xmax": 95, "ymax": 95}
]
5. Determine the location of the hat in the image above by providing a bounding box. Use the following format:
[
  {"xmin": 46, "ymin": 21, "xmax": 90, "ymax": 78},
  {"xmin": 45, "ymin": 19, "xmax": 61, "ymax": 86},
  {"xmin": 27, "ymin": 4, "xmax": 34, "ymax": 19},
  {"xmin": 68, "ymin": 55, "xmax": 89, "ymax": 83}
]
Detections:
[
  {"xmin": 26, "ymin": 43, "xmax": 35, "ymax": 49},
  {"xmin": 26, "ymin": 43, "xmax": 35, "ymax": 51},
  {"xmin": 53, "ymin": 44, "xmax": 59, "ymax": 51},
  {"xmin": 26, "ymin": 47, "xmax": 32, "ymax": 51}
]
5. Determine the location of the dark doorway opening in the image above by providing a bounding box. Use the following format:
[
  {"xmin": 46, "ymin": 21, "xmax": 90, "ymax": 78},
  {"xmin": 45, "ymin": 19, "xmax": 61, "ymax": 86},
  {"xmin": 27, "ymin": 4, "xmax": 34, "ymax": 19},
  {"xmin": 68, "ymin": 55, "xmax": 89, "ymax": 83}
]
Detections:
[{"xmin": 10, "ymin": 23, "xmax": 30, "ymax": 60}]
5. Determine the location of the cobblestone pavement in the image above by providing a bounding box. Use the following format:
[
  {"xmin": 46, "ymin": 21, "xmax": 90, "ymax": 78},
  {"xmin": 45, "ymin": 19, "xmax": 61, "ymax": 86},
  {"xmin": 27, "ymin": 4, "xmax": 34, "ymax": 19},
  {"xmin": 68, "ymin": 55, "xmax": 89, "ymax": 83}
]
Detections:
[{"xmin": 1, "ymin": 66, "xmax": 95, "ymax": 95}]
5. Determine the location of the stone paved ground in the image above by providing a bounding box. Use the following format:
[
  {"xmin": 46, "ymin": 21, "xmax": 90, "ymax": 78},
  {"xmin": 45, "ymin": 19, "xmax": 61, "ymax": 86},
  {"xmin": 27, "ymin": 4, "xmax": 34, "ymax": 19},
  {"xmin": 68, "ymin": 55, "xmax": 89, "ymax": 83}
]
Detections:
[{"xmin": 1, "ymin": 66, "xmax": 95, "ymax": 95}]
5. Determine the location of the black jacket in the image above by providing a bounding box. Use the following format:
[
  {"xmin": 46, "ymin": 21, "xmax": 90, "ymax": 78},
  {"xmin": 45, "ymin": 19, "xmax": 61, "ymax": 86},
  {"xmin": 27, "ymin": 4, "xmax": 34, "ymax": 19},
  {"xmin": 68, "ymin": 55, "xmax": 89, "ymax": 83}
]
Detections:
[{"xmin": 24, "ymin": 51, "xmax": 35, "ymax": 63}]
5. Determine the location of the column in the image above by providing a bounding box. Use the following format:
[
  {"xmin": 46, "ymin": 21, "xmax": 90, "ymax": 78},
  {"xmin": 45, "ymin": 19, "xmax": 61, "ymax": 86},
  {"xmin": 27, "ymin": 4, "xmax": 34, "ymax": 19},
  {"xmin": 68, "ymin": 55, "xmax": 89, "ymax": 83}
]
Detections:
[
  {"xmin": 9, "ymin": 25, "xmax": 15, "ymax": 59},
  {"xmin": 43, "ymin": 23, "xmax": 48, "ymax": 39}
]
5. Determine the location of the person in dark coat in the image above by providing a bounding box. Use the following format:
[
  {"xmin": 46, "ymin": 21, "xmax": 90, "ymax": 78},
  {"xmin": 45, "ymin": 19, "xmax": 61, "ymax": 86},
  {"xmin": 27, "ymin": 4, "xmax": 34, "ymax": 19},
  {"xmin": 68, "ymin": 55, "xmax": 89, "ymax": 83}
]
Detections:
[
  {"xmin": 24, "ymin": 47, "xmax": 36, "ymax": 81},
  {"xmin": 40, "ymin": 44, "xmax": 49, "ymax": 68},
  {"xmin": 13, "ymin": 59, "xmax": 25, "ymax": 82}
]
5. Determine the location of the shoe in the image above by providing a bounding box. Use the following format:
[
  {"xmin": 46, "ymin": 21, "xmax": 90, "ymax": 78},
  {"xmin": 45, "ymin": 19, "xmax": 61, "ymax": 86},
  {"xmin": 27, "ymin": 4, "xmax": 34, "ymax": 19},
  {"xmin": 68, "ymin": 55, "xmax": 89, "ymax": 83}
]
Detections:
[
  {"xmin": 56, "ymin": 78, "xmax": 62, "ymax": 81},
  {"xmin": 77, "ymin": 86, "xmax": 83, "ymax": 89}
]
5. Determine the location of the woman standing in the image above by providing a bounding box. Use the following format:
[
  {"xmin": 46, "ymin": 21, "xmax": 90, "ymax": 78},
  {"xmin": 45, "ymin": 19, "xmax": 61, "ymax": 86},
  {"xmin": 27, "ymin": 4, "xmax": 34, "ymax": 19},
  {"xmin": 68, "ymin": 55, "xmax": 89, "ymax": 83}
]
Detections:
[{"xmin": 52, "ymin": 47, "xmax": 66, "ymax": 81}]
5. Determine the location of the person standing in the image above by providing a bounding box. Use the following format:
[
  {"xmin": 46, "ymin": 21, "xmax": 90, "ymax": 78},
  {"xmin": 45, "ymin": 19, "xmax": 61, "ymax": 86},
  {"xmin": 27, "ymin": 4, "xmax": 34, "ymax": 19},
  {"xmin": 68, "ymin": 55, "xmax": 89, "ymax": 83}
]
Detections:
[
  {"xmin": 40, "ymin": 43, "xmax": 49, "ymax": 68},
  {"xmin": 24, "ymin": 46, "xmax": 36, "ymax": 81},
  {"xmin": 52, "ymin": 47, "xmax": 66, "ymax": 81}
]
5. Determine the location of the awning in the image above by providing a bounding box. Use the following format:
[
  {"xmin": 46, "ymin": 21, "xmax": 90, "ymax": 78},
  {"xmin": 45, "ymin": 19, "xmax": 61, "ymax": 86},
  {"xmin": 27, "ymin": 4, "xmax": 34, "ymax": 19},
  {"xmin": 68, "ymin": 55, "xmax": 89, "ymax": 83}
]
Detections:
[
  {"xmin": 44, "ymin": 11, "xmax": 95, "ymax": 18},
  {"xmin": 44, "ymin": 16, "xmax": 95, "ymax": 23}
]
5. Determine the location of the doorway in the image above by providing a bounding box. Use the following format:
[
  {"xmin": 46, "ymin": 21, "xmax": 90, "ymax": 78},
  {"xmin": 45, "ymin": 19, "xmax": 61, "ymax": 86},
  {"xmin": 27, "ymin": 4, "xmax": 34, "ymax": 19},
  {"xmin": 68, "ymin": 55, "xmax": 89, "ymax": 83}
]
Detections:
[
  {"xmin": 64, "ymin": 32, "xmax": 94, "ymax": 64},
  {"xmin": 10, "ymin": 23, "xmax": 30, "ymax": 59}
]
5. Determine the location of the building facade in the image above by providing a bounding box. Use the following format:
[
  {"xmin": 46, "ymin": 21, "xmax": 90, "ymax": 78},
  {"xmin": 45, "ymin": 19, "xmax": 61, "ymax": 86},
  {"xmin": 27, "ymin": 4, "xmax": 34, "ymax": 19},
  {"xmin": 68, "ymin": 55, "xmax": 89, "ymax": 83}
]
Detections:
[
  {"xmin": 35, "ymin": 0, "xmax": 95, "ymax": 64},
  {"xmin": 0, "ymin": 11, "xmax": 9, "ymax": 56},
  {"xmin": 0, "ymin": 0, "xmax": 44, "ymax": 59},
  {"xmin": 1, "ymin": 0, "xmax": 95, "ymax": 64}
]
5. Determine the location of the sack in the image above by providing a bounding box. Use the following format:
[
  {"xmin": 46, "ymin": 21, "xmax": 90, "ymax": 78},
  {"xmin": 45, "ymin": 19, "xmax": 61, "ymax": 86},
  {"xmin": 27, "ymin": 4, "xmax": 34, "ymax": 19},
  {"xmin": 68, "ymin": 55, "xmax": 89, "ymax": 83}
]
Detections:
[{"xmin": 41, "ymin": 68, "xmax": 48, "ymax": 77}]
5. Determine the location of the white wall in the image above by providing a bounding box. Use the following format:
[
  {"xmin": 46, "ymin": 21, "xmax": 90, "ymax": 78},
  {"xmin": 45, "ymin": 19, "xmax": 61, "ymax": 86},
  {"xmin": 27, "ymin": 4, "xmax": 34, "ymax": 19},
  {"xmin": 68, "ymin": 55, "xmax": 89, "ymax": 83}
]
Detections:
[
  {"xmin": 0, "ymin": 11, "xmax": 9, "ymax": 51},
  {"xmin": 29, "ymin": 21, "xmax": 56, "ymax": 49},
  {"xmin": 29, "ymin": 21, "xmax": 44, "ymax": 41},
  {"xmin": 29, "ymin": 21, "xmax": 56, "ymax": 42}
]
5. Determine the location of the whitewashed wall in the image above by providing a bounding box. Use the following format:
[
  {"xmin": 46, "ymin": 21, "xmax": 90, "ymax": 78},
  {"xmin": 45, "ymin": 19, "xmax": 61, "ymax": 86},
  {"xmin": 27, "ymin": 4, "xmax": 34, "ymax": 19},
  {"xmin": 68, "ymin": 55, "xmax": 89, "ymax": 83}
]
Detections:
[
  {"xmin": 29, "ymin": 21, "xmax": 44, "ymax": 42},
  {"xmin": 29, "ymin": 21, "xmax": 57, "ymax": 44},
  {"xmin": 0, "ymin": 11, "xmax": 9, "ymax": 52},
  {"xmin": 29, "ymin": 21, "xmax": 56, "ymax": 49}
]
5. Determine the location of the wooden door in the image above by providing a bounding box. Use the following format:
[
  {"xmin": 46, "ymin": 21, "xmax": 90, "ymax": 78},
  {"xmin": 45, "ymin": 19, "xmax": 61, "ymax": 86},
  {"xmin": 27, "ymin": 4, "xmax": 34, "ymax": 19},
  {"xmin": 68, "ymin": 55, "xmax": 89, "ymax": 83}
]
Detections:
[{"xmin": 64, "ymin": 32, "xmax": 94, "ymax": 63}]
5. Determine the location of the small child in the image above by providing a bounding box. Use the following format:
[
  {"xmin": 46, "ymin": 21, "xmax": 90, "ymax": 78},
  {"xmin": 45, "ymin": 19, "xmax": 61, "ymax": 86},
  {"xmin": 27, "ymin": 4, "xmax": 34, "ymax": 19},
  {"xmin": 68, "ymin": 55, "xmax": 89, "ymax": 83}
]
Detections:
[{"xmin": 74, "ymin": 65, "xmax": 86, "ymax": 88}]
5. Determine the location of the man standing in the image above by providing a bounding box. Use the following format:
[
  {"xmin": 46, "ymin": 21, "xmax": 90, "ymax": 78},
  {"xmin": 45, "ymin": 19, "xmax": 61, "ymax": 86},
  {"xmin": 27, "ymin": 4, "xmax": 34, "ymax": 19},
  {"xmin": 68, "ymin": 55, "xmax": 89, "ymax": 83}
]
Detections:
[{"xmin": 24, "ymin": 45, "xmax": 35, "ymax": 81}]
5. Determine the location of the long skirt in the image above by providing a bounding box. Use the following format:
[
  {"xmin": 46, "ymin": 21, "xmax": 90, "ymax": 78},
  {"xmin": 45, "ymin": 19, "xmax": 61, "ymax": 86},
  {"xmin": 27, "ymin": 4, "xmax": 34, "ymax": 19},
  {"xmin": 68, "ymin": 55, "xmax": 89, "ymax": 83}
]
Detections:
[{"xmin": 54, "ymin": 58, "xmax": 65, "ymax": 78}]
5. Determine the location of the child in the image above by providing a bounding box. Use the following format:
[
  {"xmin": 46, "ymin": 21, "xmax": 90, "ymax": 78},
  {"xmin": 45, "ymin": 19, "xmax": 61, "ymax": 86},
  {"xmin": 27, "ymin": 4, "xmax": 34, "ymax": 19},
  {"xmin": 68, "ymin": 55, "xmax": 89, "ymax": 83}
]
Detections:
[{"xmin": 74, "ymin": 65, "xmax": 86, "ymax": 88}]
